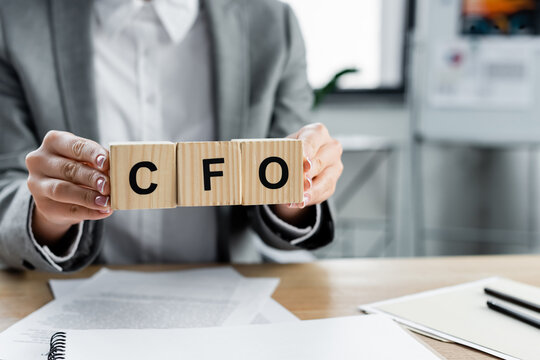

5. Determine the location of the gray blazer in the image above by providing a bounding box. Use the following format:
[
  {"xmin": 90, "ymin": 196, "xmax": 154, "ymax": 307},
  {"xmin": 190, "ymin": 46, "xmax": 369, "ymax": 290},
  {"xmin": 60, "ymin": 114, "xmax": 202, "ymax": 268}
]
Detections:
[{"xmin": 0, "ymin": 0, "xmax": 334, "ymax": 272}]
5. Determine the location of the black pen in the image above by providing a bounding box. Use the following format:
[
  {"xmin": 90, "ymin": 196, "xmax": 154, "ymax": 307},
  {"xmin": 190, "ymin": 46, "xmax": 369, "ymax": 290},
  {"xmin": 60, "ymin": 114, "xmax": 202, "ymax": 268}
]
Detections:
[
  {"xmin": 487, "ymin": 300, "xmax": 540, "ymax": 329},
  {"xmin": 484, "ymin": 287, "xmax": 540, "ymax": 313}
]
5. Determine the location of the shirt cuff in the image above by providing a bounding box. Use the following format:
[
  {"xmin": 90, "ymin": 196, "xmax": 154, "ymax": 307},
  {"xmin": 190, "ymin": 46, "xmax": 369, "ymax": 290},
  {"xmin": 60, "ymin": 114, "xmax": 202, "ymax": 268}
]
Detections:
[
  {"xmin": 27, "ymin": 199, "xmax": 84, "ymax": 271},
  {"xmin": 261, "ymin": 204, "xmax": 322, "ymax": 246}
]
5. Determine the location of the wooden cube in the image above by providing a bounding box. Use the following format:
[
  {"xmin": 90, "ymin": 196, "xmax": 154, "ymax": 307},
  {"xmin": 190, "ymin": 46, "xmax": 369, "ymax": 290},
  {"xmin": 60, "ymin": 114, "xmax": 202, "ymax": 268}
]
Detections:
[
  {"xmin": 177, "ymin": 141, "xmax": 242, "ymax": 206},
  {"xmin": 237, "ymin": 139, "xmax": 304, "ymax": 205},
  {"xmin": 110, "ymin": 142, "xmax": 177, "ymax": 210}
]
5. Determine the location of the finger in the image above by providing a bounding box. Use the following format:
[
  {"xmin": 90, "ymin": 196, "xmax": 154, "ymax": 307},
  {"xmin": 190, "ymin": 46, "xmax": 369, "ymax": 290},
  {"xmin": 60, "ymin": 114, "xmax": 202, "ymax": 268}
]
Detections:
[
  {"xmin": 37, "ymin": 197, "xmax": 112, "ymax": 224},
  {"xmin": 294, "ymin": 123, "xmax": 330, "ymax": 160},
  {"xmin": 306, "ymin": 139, "xmax": 343, "ymax": 179},
  {"xmin": 304, "ymin": 177, "xmax": 312, "ymax": 192},
  {"xmin": 42, "ymin": 179, "xmax": 111, "ymax": 211},
  {"xmin": 42, "ymin": 155, "xmax": 110, "ymax": 195},
  {"xmin": 308, "ymin": 164, "xmax": 342, "ymax": 205},
  {"xmin": 43, "ymin": 130, "xmax": 109, "ymax": 170}
]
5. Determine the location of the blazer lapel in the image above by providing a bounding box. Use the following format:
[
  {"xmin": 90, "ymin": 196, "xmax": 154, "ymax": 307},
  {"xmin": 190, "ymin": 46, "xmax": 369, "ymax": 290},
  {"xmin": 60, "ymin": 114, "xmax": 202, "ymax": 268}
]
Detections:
[
  {"xmin": 50, "ymin": 0, "xmax": 99, "ymax": 142},
  {"xmin": 205, "ymin": 0, "xmax": 248, "ymax": 141}
]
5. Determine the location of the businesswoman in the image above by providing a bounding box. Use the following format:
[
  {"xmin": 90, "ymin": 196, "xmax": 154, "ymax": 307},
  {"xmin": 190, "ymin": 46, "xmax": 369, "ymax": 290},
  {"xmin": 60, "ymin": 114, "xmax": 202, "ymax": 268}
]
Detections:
[{"xmin": 0, "ymin": 0, "xmax": 343, "ymax": 272}]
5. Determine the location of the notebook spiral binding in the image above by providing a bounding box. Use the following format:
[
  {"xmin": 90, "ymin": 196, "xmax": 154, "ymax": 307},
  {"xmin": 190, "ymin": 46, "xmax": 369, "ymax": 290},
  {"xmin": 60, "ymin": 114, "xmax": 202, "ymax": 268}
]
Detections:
[{"xmin": 48, "ymin": 332, "xmax": 67, "ymax": 360}]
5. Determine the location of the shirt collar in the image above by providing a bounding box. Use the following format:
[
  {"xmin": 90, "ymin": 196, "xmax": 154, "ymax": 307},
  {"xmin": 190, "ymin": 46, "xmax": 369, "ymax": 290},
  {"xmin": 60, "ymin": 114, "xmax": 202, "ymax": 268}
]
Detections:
[{"xmin": 95, "ymin": 0, "xmax": 200, "ymax": 43}]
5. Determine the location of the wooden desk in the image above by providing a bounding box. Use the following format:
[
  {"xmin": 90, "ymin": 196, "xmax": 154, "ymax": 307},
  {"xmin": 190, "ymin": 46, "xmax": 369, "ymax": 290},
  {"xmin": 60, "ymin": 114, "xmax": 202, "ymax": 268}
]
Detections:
[{"xmin": 1, "ymin": 255, "xmax": 539, "ymax": 359}]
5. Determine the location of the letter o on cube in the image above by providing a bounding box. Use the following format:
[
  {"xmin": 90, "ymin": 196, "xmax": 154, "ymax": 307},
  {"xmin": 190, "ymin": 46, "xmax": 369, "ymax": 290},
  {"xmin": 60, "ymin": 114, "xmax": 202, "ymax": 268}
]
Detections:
[{"xmin": 238, "ymin": 139, "xmax": 303, "ymax": 205}]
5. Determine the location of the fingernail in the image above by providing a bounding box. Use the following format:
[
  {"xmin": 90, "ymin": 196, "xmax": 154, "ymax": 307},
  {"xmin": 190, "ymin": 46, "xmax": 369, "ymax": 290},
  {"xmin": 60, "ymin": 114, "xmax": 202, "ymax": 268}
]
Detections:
[
  {"xmin": 96, "ymin": 155, "xmax": 106, "ymax": 169},
  {"xmin": 302, "ymin": 193, "xmax": 311, "ymax": 207},
  {"xmin": 95, "ymin": 195, "xmax": 109, "ymax": 207},
  {"xmin": 304, "ymin": 157, "xmax": 312, "ymax": 172},
  {"xmin": 304, "ymin": 177, "xmax": 312, "ymax": 191},
  {"xmin": 97, "ymin": 177, "xmax": 106, "ymax": 194},
  {"xmin": 288, "ymin": 203, "xmax": 295, "ymax": 208},
  {"xmin": 99, "ymin": 208, "xmax": 111, "ymax": 214}
]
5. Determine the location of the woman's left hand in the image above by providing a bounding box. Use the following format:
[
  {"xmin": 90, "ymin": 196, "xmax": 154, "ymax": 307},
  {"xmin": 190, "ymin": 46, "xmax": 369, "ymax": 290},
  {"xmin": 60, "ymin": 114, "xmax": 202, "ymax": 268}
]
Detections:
[{"xmin": 272, "ymin": 123, "xmax": 343, "ymax": 224}]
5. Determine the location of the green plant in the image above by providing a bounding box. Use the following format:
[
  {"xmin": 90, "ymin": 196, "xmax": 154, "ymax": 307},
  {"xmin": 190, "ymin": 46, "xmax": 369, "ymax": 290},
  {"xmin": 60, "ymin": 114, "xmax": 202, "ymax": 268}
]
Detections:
[{"xmin": 313, "ymin": 68, "xmax": 359, "ymax": 108}]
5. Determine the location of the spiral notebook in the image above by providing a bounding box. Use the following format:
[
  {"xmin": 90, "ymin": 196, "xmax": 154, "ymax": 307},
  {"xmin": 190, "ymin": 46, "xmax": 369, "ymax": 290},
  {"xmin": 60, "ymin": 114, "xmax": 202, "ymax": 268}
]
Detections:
[{"xmin": 46, "ymin": 315, "xmax": 440, "ymax": 360}]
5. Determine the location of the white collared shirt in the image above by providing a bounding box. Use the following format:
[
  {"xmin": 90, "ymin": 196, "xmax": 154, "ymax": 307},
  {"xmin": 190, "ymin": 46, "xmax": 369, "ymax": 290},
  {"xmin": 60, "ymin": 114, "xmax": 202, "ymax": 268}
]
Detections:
[{"xmin": 94, "ymin": 0, "xmax": 220, "ymax": 263}]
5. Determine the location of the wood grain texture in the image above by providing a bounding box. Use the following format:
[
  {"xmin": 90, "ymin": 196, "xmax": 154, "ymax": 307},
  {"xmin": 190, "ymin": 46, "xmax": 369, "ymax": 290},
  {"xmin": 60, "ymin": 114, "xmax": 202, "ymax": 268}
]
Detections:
[
  {"xmin": 238, "ymin": 139, "xmax": 304, "ymax": 205},
  {"xmin": 2, "ymin": 255, "xmax": 539, "ymax": 359},
  {"xmin": 110, "ymin": 142, "xmax": 177, "ymax": 210},
  {"xmin": 177, "ymin": 141, "xmax": 242, "ymax": 206}
]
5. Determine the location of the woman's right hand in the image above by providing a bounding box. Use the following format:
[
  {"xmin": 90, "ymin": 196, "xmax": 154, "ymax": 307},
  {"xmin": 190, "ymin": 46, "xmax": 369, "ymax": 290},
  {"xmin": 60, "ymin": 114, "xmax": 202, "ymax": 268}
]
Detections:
[{"xmin": 25, "ymin": 130, "xmax": 113, "ymax": 247}]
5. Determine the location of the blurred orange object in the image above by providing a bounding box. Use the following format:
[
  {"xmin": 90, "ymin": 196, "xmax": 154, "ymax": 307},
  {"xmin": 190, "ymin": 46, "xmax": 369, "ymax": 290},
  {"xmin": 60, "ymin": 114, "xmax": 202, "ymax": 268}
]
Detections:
[{"xmin": 463, "ymin": 0, "xmax": 536, "ymax": 18}]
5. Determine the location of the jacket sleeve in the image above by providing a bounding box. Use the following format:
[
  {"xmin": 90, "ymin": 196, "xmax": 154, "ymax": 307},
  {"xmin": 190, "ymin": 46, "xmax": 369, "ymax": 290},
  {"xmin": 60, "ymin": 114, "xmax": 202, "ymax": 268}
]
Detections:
[
  {"xmin": 0, "ymin": 21, "xmax": 102, "ymax": 273},
  {"xmin": 247, "ymin": 3, "xmax": 334, "ymax": 251}
]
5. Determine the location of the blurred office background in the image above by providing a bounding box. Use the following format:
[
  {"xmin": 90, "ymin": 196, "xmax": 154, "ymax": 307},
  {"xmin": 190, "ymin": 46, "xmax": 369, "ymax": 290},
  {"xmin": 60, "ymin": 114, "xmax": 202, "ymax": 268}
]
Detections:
[{"xmin": 282, "ymin": 0, "xmax": 540, "ymax": 259}]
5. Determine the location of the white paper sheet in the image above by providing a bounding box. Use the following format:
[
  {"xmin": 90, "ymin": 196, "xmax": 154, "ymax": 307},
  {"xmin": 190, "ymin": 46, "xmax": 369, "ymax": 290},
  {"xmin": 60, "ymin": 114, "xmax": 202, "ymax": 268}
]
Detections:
[
  {"xmin": 48, "ymin": 274, "xmax": 298, "ymax": 324},
  {"xmin": 57, "ymin": 315, "xmax": 439, "ymax": 360},
  {"xmin": 49, "ymin": 278, "xmax": 87, "ymax": 298},
  {"xmin": 250, "ymin": 299, "xmax": 299, "ymax": 324},
  {"xmin": 360, "ymin": 277, "xmax": 540, "ymax": 360},
  {"xmin": 0, "ymin": 267, "xmax": 279, "ymax": 360}
]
